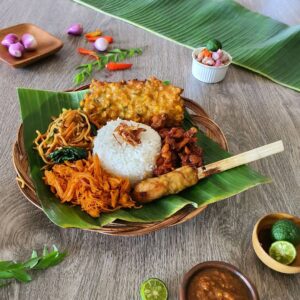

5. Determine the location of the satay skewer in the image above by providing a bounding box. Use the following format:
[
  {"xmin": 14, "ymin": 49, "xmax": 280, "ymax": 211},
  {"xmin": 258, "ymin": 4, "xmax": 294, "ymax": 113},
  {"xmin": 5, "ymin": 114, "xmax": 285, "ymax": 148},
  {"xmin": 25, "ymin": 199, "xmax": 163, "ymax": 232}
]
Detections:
[{"xmin": 133, "ymin": 140, "xmax": 284, "ymax": 203}]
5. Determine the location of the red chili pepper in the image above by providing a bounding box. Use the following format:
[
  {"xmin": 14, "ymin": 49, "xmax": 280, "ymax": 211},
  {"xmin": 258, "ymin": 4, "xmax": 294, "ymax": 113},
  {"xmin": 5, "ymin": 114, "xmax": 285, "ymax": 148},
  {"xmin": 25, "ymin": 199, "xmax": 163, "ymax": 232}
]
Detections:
[
  {"xmin": 105, "ymin": 62, "xmax": 132, "ymax": 71},
  {"xmin": 103, "ymin": 36, "xmax": 113, "ymax": 43},
  {"xmin": 86, "ymin": 36, "xmax": 98, "ymax": 42},
  {"xmin": 85, "ymin": 30, "xmax": 102, "ymax": 39},
  {"xmin": 86, "ymin": 36, "xmax": 114, "ymax": 43},
  {"xmin": 77, "ymin": 48, "xmax": 99, "ymax": 60}
]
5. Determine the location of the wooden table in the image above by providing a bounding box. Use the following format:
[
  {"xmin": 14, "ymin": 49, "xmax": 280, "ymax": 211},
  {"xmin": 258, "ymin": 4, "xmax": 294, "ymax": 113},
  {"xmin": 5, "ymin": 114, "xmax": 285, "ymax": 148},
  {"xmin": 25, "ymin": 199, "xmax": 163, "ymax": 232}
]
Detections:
[{"xmin": 0, "ymin": 1, "xmax": 299, "ymax": 299}]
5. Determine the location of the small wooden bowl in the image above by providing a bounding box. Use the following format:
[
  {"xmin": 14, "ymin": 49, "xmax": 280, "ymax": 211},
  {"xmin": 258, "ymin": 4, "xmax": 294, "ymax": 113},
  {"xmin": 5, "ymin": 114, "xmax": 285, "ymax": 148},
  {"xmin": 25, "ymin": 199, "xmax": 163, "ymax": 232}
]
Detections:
[
  {"xmin": 0, "ymin": 23, "xmax": 63, "ymax": 68},
  {"xmin": 252, "ymin": 212, "xmax": 300, "ymax": 274},
  {"xmin": 179, "ymin": 261, "xmax": 259, "ymax": 300}
]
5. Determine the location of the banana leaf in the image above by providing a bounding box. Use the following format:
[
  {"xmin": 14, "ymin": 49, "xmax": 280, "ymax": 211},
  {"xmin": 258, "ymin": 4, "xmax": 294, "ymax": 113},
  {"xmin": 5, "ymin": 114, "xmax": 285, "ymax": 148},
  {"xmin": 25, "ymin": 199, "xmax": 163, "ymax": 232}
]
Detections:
[
  {"xmin": 18, "ymin": 88, "xmax": 270, "ymax": 229},
  {"xmin": 74, "ymin": 0, "xmax": 300, "ymax": 92}
]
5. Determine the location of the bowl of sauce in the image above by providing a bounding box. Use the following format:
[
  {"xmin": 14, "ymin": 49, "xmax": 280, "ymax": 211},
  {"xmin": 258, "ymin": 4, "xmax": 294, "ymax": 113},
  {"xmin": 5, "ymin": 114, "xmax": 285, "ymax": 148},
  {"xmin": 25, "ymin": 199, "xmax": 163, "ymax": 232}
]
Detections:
[{"xmin": 179, "ymin": 261, "xmax": 259, "ymax": 300}]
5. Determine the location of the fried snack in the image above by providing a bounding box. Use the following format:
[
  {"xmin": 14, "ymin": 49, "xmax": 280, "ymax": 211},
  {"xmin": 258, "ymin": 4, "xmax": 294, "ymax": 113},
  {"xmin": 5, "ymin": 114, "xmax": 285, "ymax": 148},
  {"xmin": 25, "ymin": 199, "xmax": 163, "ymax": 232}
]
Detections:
[
  {"xmin": 34, "ymin": 109, "xmax": 94, "ymax": 164},
  {"xmin": 153, "ymin": 127, "xmax": 203, "ymax": 176},
  {"xmin": 133, "ymin": 166, "xmax": 198, "ymax": 203},
  {"xmin": 80, "ymin": 77, "xmax": 184, "ymax": 128},
  {"xmin": 44, "ymin": 154, "xmax": 136, "ymax": 217}
]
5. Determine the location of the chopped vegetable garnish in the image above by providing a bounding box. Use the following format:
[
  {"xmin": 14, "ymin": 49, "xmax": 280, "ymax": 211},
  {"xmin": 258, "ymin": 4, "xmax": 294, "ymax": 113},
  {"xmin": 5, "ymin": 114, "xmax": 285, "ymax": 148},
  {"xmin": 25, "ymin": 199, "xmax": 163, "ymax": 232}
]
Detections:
[
  {"xmin": 105, "ymin": 62, "xmax": 132, "ymax": 71},
  {"xmin": 87, "ymin": 35, "xmax": 113, "ymax": 43},
  {"xmin": 196, "ymin": 47, "xmax": 229, "ymax": 67},
  {"xmin": 103, "ymin": 36, "xmax": 113, "ymax": 43},
  {"xmin": 86, "ymin": 36, "xmax": 98, "ymax": 42},
  {"xmin": 77, "ymin": 48, "xmax": 99, "ymax": 60},
  {"xmin": 162, "ymin": 80, "xmax": 170, "ymax": 85},
  {"xmin": 85, "ymin": 30, "xmax": 102, "ymax": 40}
]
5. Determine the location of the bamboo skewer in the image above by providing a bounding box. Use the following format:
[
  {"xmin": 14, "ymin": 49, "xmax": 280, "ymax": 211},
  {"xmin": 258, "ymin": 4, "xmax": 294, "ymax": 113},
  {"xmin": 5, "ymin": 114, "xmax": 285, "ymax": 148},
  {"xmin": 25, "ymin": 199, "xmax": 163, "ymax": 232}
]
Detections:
[
  {"xmin": 133, "ymin": 141, "xmax": 284, "ymax": 203},
  {"xmin": 198, "ymin": 140, "xmax": 284, "ymax": 179}
]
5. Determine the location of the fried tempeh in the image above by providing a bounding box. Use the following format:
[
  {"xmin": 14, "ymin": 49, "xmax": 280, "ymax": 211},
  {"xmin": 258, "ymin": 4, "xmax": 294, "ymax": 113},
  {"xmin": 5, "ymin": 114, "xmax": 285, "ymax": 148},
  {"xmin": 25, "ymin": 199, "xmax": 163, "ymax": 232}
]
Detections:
[{"xmin": 80, "ymin": 77, "xmax": 184, "ymax": 128}]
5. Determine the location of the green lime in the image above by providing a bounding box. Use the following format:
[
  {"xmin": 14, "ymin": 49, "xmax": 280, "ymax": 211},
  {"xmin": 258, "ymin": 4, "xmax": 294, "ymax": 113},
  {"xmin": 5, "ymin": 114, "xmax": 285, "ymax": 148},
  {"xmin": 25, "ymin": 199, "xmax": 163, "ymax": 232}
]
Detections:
[
  {"xmin": 140, "ymin": 278, "xmax": 168, "ymax": 300},
  {"xmin": 271, "ymin": 219, "xmax": 300, "ymax": 246},
  {"xmin": 269, "ymin": 241, "xmax": 297, "ymax": 265},
  {"xmin": 206, "ymin": 39, "xmax": 222, "ymax": 51}
]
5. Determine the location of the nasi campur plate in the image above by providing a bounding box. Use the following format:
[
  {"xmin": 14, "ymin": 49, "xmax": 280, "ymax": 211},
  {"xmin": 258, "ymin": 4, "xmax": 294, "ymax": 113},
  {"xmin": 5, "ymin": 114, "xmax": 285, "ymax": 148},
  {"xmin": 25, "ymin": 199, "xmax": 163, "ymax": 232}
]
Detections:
[{"xmin": 14, "ymin": 77, "xmax": 269, "ymax": 235}]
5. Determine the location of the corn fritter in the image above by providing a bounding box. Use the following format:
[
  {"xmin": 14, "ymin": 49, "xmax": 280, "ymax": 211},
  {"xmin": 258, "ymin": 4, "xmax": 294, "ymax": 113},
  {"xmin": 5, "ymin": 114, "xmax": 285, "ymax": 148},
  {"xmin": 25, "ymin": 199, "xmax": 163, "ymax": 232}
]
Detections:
[{"xmin": 80, "ymin": 77, "xmax": 184, "ymax": 128}]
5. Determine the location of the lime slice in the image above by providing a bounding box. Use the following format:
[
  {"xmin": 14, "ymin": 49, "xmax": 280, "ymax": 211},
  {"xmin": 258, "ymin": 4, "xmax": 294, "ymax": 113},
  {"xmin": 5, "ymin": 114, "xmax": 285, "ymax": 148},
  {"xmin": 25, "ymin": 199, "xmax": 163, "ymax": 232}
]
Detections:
[
  {"xmin": 269, "ymin": 241, "xmax": 297, "ymax": 265},
  {"xmin": 140, "ymin": 278, "xmax": 168, "ymax": 300}
]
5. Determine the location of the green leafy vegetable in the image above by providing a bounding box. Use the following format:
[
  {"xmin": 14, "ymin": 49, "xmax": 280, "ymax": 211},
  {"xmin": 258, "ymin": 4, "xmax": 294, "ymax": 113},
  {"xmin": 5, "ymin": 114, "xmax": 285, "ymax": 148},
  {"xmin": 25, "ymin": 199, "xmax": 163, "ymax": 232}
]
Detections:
[
  {"xmin": 162, "ymin": 80, "xmax": 170, "ymax": 85},
  {"xmin": 74, "ymin": 48, "xmax": 142, "ymax": 85},
  {"xmin": 0, "ymin": 246, "xmax": 67, "ymax": 287},
  {"xmin": 90, "ymin": 122, "xmax": 98, "ymax": 136},
  {"xmin": 17, "ymin": 87, "xmax": 270, "ymax": 229},
  {"xmin": 48, "ymin": 146, "xmax": 88, "ymax": 164}
]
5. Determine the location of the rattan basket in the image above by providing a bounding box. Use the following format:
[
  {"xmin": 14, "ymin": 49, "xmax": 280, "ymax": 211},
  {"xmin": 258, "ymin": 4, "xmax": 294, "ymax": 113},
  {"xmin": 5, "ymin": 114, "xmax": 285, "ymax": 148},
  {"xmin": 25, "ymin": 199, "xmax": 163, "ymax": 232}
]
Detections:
[{"xmin": 13, "ymin": 85, "xmax": 228, "ymax": 236}]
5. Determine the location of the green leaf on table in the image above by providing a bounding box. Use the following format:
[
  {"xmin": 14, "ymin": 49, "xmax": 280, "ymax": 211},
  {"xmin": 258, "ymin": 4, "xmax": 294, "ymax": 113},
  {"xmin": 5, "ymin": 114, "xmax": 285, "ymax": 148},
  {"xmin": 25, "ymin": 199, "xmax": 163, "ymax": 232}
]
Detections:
[
  {"xmin": 34, "ymin": 246, "xmax": 67, "ymax": 270},
  {"xmin": 74, "ymin": 73, "xmax": 85, "ymax": 85},
  {"xmin": 31, "ymin": 250, "xmax": 38, "ymax": 259},
  {"xmin": 9, "ymin": 270, "xmax": 31, "ymax": 283},
  {"xmin": 23, "ymin": 257, "xmax": 39, "ymax": 269},
  {"xmin": 108, "ymin": 49, "xmax": 123, "ymax": 54},
  {"xmin": 101, "ymin": 56, "xmax": 108, "ymax": 65},
  {"xmin": 0, "ymin": 261, "xmax": 16, "ymax": 270},
  {"xmin": 0, "ymin": 246, "xmax": 66, "ymax": 287},
  {"xmin": 17, "ymin": 87, "xmax": 270, "ymax": 229}
]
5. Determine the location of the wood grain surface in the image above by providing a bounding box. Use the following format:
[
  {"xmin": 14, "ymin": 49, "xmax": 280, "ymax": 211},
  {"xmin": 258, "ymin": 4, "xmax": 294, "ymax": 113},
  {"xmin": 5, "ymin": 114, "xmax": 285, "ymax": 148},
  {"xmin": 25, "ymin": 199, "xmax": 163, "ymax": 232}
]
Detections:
[{"xmin": 0, "ymin": 0, "xmax": 299, "ymax": 299}]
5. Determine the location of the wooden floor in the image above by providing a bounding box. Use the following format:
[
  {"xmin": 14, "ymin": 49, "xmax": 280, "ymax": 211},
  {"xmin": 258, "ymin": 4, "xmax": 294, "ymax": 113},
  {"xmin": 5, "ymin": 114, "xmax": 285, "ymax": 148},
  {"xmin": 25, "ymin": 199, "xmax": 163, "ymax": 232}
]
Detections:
[{"xmin": 0, "ymin": 0, "xmax": 299, "ymax": 299}]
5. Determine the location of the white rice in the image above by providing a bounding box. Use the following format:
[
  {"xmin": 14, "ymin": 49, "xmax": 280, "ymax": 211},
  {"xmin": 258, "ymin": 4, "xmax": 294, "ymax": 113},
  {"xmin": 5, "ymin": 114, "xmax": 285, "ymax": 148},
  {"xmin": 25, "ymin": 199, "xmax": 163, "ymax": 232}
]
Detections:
[{"xmin": 93, "ymin": 118, "xmax": 161, "ymax": 185}]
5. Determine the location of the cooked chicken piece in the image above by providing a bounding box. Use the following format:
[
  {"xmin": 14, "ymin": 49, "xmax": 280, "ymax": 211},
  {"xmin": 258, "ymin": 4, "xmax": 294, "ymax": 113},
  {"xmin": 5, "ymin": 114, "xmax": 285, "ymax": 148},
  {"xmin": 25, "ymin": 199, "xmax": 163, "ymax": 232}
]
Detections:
[{"xmin": 133, "ymin": 166, "xmax": 198, "ymax": 203}]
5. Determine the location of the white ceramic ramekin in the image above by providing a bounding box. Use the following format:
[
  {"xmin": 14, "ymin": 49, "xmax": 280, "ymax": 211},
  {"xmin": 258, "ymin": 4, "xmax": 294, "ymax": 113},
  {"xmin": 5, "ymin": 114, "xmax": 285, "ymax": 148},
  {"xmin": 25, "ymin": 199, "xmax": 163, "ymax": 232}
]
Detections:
[{"xmin": 192, "ymin": 47, "xmax": 232, "ymax": 83}]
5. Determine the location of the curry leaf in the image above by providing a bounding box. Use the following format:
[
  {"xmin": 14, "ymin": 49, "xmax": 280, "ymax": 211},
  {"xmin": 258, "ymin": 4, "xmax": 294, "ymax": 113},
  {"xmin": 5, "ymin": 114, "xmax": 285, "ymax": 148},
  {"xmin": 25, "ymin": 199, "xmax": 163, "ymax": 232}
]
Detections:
[
  {"xmin": 73, "ymin": 48, "xmax": 143, "ymax": 85},
  {"xmin": 0, "ymin": 246, "xmax": 66, "ymax": 287}
]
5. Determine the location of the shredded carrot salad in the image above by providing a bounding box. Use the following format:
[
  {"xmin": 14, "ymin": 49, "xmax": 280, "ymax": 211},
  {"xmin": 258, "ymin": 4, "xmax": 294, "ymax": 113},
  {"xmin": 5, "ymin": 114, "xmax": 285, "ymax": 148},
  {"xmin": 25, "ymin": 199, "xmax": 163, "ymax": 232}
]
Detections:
[
  {"xmin": 43, "ymin": 154, "xmax": 136, "ymax": 217},
  {"xmin": 34, "ymin": 109, "xmax": 94, "ymax": 164}
]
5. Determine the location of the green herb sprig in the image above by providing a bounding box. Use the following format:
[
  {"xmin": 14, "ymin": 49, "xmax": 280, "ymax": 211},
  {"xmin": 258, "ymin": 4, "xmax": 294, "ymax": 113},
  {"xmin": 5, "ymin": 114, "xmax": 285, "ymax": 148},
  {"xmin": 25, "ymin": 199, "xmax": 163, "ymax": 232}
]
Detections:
[
  {"xmin": 0, "ymin": 245, "xmax": 67, "ymax": 287},
  {"xmin": 74, "ymin": 48, "xmax": 142, "ymax": 85}
]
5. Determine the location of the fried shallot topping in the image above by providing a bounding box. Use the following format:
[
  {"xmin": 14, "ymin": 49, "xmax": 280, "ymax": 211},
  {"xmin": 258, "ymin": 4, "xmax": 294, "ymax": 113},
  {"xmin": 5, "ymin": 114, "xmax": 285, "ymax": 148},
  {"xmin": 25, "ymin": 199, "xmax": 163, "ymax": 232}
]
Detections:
[
  {"xmin": 114, "ymin": 123, "xmax": 146, "ymax": 146},
  {"xmin": 153, "ymin": 127, "xmax": 203, "ymax": 176}
]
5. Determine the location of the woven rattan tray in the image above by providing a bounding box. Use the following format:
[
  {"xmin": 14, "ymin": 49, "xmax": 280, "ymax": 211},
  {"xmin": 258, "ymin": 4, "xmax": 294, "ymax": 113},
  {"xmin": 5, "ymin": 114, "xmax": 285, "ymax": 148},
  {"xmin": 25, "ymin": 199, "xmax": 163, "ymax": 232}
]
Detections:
[{"xmin": 13, "ymin": 85, "xmax": 228, "ymax": 236}]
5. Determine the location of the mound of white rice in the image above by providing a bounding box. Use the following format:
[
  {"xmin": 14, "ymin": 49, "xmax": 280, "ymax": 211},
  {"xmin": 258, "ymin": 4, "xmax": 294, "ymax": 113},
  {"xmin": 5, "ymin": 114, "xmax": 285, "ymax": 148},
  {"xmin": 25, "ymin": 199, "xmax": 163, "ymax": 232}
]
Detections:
[{"xmin": 93, "ymin": 119, "xmax": 161, "ymax": 185}]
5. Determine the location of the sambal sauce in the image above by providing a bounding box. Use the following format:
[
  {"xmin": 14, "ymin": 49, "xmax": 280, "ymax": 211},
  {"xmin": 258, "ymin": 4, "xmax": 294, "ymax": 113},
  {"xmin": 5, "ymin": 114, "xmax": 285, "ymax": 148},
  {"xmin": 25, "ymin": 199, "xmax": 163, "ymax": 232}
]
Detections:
[{"xmin": 187, "ymin": 268, "xmax": 251, "ymax": 300}]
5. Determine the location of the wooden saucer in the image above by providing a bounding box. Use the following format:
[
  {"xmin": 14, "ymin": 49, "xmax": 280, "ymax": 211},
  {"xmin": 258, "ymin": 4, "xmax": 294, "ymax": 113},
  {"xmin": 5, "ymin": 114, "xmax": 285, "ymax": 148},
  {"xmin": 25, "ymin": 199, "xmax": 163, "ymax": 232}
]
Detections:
[{"xmin": 0, "ymin": 23, "xmax": 63, "ymax": 68}]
